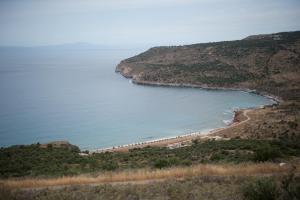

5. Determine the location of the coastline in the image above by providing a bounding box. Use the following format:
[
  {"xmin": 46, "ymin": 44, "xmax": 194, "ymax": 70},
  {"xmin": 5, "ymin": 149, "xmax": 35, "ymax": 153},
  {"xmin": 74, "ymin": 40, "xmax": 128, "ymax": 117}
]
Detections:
[
  {"xmin": 89, "ymin": 73, "xmax": 280, "ymax": 154},
  {"xmin": 131, "ymin": 79, "xmax": 282, "ymax": 104},
  {"xmin": 89, "ymin": 108, "xmax": 255, "ymax": 153},
  {"xmin": 90, "ymin": 127, "xmax": 224, "ymax": 154}
]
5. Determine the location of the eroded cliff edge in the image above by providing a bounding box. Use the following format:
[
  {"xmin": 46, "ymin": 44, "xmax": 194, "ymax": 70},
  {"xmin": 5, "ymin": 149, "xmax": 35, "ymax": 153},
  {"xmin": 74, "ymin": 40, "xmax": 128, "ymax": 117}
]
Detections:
[{"xmin": 116, "ymin": 31, "xmax": 300, "ymax": 101}]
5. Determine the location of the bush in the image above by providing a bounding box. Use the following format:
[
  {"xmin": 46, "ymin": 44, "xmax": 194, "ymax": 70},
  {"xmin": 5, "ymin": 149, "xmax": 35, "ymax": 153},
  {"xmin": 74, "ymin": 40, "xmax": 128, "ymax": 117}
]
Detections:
[
  {"xmin": 242, "ymin": 170, "xmax": 300, "ymax": 200},
  {"xmin": 153, "ymin": 157, "xmax": 181, "ymax": 169},
  {"xmin": 242, "ymin": 178, "xmax": 279, "ymax": 200},
  {"xmin": 180, "ymin": 160, "xmax": 192, "ymax": 166},
  {"xmin": 101, "ymin": 161, "xmax": 118, "ymax": 171},
  {"xmin": 285, "ymin": 179, "xmax": 300, "ymax": 199},
  {"xmin": 253, "ymin": 144, "xmax": 280, "ymax": 162},
  {"xmin": 192, "ymin": 139, "xmax": 199, "ymax": 145},
  {"xmin": 153, "ymin": 159, "xmax": 170, "ymax": 169},
  {"xmin": 210, "ymin": 152, "xmax": 227, "ymax": 161},
  {"xmin": 280, "ymin": 168, "xmax": 300, "ymax": 200},
  {"xmin": 0, "ymin": 185, "xmax": 13, "ymax": 200}
]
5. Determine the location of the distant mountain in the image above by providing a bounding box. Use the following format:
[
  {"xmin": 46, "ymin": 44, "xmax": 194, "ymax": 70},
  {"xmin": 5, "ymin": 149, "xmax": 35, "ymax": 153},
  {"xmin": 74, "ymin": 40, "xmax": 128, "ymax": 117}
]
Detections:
[
  {"xmin": 116, "ymin": 31, "xmax": 300, "ymax": 101},
  {"xmin": 0, "ymin": 43, "xmax": 148, "ymax": 50},
  {"xmin": 44, "ymin": 42, "xmax": 111, "ymax": 49}
]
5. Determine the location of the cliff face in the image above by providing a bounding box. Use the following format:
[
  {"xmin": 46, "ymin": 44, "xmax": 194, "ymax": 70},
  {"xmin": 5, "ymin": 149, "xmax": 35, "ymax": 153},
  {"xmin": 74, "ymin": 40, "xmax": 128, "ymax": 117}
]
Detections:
[{"xmin": 116, "ymin": 31, "xmax": 300, "ymax": 100}]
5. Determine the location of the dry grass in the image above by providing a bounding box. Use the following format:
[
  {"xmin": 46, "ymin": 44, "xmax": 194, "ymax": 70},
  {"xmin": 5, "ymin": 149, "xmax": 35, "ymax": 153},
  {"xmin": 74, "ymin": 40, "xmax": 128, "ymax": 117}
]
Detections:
[{"xmin": 1, "ymin": 163, "xmax": 298, "ymax": 190}]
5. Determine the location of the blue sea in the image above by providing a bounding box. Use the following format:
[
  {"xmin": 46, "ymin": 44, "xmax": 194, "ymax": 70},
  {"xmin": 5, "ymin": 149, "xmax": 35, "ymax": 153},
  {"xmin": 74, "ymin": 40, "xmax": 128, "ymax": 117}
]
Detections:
[{"xmin": 0, "ymin": 46, "xmax": 275, "ymax": 150}]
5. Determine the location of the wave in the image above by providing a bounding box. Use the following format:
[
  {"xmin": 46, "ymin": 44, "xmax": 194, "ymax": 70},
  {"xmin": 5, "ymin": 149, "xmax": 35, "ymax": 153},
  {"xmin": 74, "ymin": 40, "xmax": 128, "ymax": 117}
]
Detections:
[
  {"xmin": 223, "ymin": 119, "xmax": 233, "ymax": 125},
  {"xmin": 223, "ymin": 109, "xmax": 233, "ymax": 115}
]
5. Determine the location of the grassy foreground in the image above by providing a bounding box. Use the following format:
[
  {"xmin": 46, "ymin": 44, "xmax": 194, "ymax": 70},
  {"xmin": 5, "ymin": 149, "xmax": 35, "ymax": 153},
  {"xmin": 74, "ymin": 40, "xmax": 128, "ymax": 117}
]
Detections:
[
  {"xmin": 0, "ymin": 176, "xmax": 258, "ymax": 200},
  {"xmin": 1, "ymin": 137, "xmax": 300, "ymax": 199},
  {"xmin": 1, "ymin": 173, "xmax": 300, "ymax": 200},
  {"xmin": 1, "ymin": 138, "xmax": 300, "ymax": 178},
  {"xmin": 2, "ymin": 162, "xmax": 298, "ymax": 189}
]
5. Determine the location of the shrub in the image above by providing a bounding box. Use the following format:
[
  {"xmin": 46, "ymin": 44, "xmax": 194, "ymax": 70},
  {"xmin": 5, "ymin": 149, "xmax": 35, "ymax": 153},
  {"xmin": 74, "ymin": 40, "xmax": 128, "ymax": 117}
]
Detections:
[
  {"xmin": 192, "ymin": 139, "xmax": 199, "ymax": 145},
  {"xmin": 0, "ymin": 185, "xmax": 14, "ymax": 200},
  {"xmin": 280, "ymin": 168, "xmax": 300, "ymax": 200},
  {"xmin": 242, "ymin": 178, "xmax": 279, "ymax": 200},
  {"xmin": 153, "ymin": 159, "xmax": 170, "ymax": 169},
  {"xmin": 153, "ymin": 157, "xmax": 180, "ymax": 169},
  {"xmin": 180, "ymin": 160, "xmax": 192, "ymax": 166},
  {"xmin": 287, "ymin": 121, "xmax": 297, "ymax": 129},
  {"xmin": 101, "ymin": 161, "xmax": 118, "ymax": 171},
  {"xmin": 210, "ymin": 152, "xmax": 226, "ymax": 161},
  {"xmin": 286, "ymin": 179, "xmax": 300, "ymax": 199},
  {"xmin": 253, "ymin": 144, "xmax": 280, "ymax": 162}
]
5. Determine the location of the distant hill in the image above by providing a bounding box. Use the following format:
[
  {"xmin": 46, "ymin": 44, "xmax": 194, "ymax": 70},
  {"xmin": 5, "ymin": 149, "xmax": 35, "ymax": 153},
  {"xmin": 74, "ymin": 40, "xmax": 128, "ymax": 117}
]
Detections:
[
  {"xmin": 116, "ymin": 31, "xmax": 300, "ymax": 100},
  {"xmin": 0, "ymin": 43, "xmax": 147, "ymax": 50}
]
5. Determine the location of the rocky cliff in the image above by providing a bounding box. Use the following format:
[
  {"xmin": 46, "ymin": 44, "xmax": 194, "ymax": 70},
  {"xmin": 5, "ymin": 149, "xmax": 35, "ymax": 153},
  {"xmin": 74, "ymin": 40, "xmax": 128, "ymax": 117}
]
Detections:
[{"xmin": 116, "ymin": 31, "xmax": 300, "ymax": 100}]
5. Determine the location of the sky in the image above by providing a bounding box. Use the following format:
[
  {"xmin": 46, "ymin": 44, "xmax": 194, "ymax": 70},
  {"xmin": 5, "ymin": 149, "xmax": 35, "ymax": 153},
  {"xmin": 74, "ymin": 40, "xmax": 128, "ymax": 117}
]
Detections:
[{"xmin": 0, "ymin": 0, "xmax": 300, "ymax": 47}]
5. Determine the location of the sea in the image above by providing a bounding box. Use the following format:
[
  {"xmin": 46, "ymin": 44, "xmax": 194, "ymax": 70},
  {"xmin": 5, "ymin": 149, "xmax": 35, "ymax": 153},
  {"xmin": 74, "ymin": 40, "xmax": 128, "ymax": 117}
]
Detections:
[{"xmin": 0, "ymin": 46, "xmax": 275, "ymax": 150}]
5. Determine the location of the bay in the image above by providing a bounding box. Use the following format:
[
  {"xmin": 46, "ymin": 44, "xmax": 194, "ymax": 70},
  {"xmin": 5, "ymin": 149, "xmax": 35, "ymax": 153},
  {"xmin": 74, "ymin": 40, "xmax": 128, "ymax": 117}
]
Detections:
[{"xmin": 0, "ymin": 47, "xmax": 274, "ymax": 150}]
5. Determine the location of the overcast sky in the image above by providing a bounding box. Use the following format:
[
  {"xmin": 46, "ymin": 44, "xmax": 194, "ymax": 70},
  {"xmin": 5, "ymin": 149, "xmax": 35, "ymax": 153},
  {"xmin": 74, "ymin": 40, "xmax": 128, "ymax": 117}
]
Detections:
[{"xmin": 0, "ymin": 0, "xmax": 300, "ymax": 47}]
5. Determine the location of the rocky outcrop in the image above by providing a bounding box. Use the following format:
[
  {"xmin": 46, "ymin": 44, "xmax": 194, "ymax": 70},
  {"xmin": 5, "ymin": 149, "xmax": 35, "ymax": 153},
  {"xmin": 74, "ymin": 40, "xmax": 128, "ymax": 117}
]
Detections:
[{"xmin": 40, "ymin": 141, "xmax": 80, "ymax": 152}]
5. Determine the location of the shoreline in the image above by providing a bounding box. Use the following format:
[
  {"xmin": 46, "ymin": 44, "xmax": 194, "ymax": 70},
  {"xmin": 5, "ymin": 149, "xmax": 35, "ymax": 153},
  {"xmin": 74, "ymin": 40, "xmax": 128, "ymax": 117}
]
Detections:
[
  {"xmin": 90, "ymin": 128, "xmax": 219, "ymax": 153},
  {"xmin": 89, "ymin": 108, "xmax": 255, "ymax": 154},
  {"xmin": 89, "ymin": 74, "xmax": 280, "ymax": 154},
  {"xmin": 131, "ymin": 79, "xmax": 282, "ymax": 104}
]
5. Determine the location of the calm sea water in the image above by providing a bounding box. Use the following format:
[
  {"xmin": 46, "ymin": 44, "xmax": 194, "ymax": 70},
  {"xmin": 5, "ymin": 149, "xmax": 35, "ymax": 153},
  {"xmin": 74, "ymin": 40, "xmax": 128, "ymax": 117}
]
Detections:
[{"xmin": 0, "ymin": 47, "xmax": 274, "ymax": 150}]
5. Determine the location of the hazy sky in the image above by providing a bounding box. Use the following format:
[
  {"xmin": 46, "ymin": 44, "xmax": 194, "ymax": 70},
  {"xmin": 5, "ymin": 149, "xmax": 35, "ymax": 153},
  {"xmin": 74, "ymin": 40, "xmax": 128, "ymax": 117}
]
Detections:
[{"xmin": 0, "ymin": 0, "xmax": 300, "ymax": 47}]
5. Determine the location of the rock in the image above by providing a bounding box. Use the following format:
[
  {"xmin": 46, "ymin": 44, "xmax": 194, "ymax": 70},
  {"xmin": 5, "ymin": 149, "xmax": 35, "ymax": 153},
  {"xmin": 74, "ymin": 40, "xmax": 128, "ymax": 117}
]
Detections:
[
  {"xmin": 78, "ymin": 152, "xmax": 89, "ymax": 156},
  {"xmin": 279, "ymin": 162, "xmax": 286, "ymax": 167}
]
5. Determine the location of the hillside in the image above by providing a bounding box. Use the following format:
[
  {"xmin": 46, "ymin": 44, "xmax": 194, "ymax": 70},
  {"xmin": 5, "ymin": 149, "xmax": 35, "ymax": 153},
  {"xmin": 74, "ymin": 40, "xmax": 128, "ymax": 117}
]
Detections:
[{"xmin": 116, "ymin": 31, "xmax": 300, "ymax": 101}]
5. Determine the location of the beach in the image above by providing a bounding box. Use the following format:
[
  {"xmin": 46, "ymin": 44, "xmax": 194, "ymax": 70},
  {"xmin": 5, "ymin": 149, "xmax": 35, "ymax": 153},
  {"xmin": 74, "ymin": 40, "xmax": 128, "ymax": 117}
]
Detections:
[{"xmin": 90, "ymin": 107, "xmax": 255, "ymax": 153}]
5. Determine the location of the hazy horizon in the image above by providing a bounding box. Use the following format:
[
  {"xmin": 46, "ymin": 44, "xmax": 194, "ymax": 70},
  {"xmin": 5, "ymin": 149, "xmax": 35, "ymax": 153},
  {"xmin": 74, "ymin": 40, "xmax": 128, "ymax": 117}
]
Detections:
[{"xmin": 0, "ymin": 0, "xmax": 300, "ymax": 47}]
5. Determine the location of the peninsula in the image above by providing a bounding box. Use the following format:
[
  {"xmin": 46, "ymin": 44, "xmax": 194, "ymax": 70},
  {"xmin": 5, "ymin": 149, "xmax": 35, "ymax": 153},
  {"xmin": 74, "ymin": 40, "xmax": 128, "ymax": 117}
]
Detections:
[{"xmin": 116, "ymin": 31, "xmax": 300, "ymax": 101}]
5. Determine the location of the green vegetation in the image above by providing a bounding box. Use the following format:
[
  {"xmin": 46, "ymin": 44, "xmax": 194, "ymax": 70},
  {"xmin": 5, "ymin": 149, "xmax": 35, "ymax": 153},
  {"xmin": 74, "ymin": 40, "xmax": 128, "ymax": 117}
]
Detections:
[
  {"xmin": 141, "ymin": 61, "xmax": 253, "ymax": 85},
  {"xmin": 253, "ymin": 144, "xmax": 281, "ymax": 162},
  {"xmin": 1, "ymin": 138, "xmax": 299, "ymax": 178},
  {"xmin": 242, "ymin": 178, "xmax": 279, "ymax": 200},
  {"xmin": 242, "ymin": 170, "xmax": 300, "ymax": 200}
]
